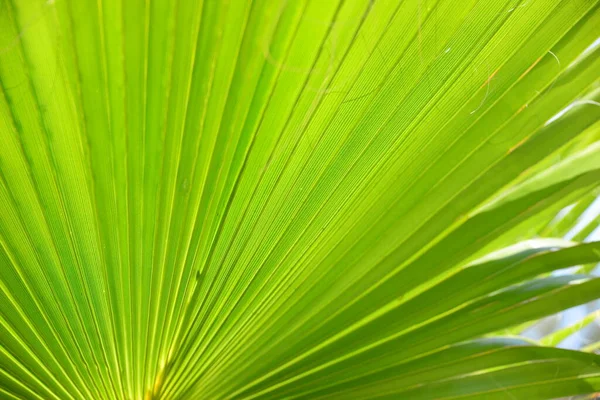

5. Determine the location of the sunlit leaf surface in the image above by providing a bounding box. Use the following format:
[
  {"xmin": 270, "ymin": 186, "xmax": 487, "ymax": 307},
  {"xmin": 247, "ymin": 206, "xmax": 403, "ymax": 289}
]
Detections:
[{"xmin": 1, "ymin": 0, "xmax": 599, "ymax": 398}]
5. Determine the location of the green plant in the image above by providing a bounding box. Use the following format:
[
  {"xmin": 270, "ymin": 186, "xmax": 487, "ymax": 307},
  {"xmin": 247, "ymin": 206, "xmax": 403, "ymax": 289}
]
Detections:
[{"xmin": 1, "ymin": 0, "xmax": 600, "ymax": 398}]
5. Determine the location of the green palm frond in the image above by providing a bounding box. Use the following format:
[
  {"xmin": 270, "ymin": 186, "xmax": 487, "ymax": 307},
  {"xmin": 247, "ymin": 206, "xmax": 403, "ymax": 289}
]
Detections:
[{"xmin": 1, "ymin": 0, "xmax": 600, "ymax": 399}]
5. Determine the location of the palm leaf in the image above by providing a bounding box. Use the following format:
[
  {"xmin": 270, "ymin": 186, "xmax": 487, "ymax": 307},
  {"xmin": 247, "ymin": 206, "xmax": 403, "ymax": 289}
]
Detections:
[{"xmin": 1, "ymin": 0, "xmax": 600, "ymax": 399}]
